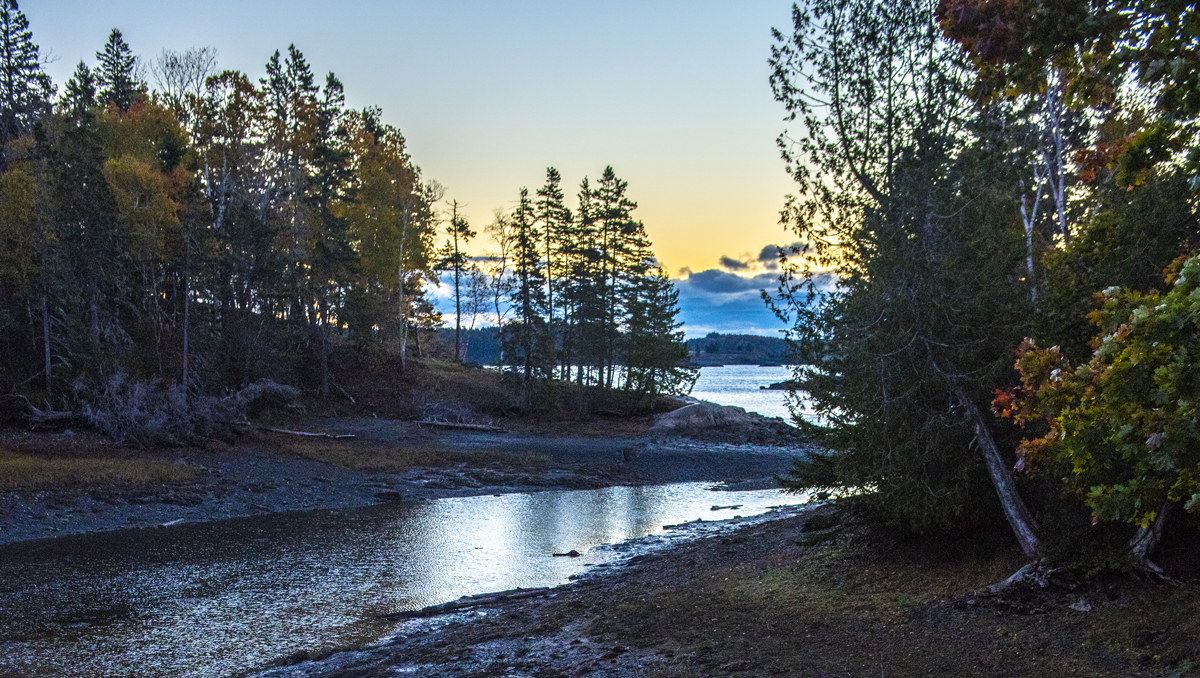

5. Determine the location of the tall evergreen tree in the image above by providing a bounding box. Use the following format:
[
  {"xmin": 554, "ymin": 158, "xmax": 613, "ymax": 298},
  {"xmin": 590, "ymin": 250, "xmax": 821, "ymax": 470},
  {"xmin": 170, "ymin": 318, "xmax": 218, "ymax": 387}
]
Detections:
[
  {"xmin": 62, "ymin": 62, "xmax": 96, "ymax": 119},
  {"xmin": 95, "ymin": 29, "xmax": 142, "ymax": 111},
  {"xmin": 0, "ymin": 0, "xmax": 51, "ymax": 153},
  {"xmin": 592, "ymin": 166, "xmax": 638, "ymax": 388},
  {"xmin": 623, "ymin": 266, "xmax": 695, "ymax": 395},
  {"xmin": 437, "ymin": 200, "xmax": 476, "ymax": 362},
  {"xmin": 502, "ymin": 187, "xmax": 550, "ymax": 381},
  {"xmin": 535, "ymin": 166, "xmax": 571, "ymax": 373},
  {"xmin": 769, "ymin": 0, "xmax": 1041, "ymax": 554}
]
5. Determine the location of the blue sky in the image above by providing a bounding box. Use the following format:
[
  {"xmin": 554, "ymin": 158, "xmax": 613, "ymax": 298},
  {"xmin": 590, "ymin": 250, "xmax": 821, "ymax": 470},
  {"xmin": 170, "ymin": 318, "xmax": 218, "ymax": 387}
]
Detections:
[{"xmin": 26, "ymin": 0, "xmax": 803, "ymax": 336}]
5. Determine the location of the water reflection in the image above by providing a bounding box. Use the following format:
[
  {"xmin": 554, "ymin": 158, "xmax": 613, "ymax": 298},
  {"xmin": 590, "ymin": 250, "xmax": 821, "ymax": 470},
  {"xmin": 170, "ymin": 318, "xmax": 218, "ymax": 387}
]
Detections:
[{"xmin": 0, "ymin": 482, "xmax": 802, "ymax": 678}]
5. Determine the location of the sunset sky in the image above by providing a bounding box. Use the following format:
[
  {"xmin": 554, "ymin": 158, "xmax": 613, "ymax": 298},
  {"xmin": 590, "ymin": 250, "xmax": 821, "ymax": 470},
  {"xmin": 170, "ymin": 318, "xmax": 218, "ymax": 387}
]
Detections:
[{"xmin": 27, "ymin": 0, "xmax": 801, "ymax": 335}]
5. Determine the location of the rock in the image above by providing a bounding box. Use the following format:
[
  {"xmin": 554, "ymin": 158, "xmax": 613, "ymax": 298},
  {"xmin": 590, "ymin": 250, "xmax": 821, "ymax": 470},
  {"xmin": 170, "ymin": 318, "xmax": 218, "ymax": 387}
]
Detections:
[
  {"xmin": 648, "ymin": 401, "xmax": 806, "ymax": 445},
  {"xmin": 553, "ymin": 550, "xmax": 581, "ymax": 557}
]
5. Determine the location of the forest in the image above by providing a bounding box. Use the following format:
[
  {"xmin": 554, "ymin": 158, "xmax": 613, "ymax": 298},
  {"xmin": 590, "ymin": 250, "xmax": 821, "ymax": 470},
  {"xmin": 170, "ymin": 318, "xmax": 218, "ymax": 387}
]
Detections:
[
  {"xmin": 0, "ymin": 2, "xmax": 694, "ymax": 435},
  {"xmin": 770, "ymin": 0, "xmax": 1200, "ymax": 574}
]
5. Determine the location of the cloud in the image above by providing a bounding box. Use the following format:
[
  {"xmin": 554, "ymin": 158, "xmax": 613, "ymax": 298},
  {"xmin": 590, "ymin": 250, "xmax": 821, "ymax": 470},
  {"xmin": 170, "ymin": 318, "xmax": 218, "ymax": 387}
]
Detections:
[
  {"xmin": 719, "ymin": 255, "xmax": 749, "ymax": 271},
  {"xmin": 672, "ymin": 267, "xmax": 786, "ymax": 337},
  {"xmin": 684, "ymin": 269, "xmax": 779, "ymax": 294},
  {"xmin": 755, "ymin": 242, "xmax": 806, "ymax": 270}
]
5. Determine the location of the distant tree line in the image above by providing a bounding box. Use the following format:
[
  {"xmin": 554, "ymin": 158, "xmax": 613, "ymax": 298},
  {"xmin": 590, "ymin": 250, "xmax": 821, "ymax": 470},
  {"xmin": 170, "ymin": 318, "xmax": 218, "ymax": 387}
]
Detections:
[
  {"xmin": 685, "ymin": 332, "xmax": 789, "ymax": 366},
  {"xmin": 0, "ymin": 3, "xmax": 694, "ymax": 422}
]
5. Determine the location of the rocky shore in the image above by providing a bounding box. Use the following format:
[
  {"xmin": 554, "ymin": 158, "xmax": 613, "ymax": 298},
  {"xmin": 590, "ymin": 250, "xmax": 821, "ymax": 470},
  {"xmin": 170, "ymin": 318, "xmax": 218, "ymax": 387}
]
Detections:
[{"xmin": 0, "ymin": 406, "xmax": 813, "ymax": 547}]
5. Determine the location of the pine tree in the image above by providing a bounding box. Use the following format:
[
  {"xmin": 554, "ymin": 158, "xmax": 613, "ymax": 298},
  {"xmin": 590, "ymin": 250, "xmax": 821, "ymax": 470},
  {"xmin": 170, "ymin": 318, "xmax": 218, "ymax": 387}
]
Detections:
[
  {"xmin": 623, "ymin": 266, "xmax": 695, "ymax": 395},
  {"xmin": 95, "ymin": 29, "xmax": 142, "ymax": 111},
  {"xmin": 592, "ymin": 166, "xmax": 638, "ymax": 388},
  {"xmin": 62, "ymin": 62, "xmax": 96, "ymax": 119},
  {"xmin": 502, "ymin": 187, "xmax": 550, "ymax": 381},
  {"xmin": 437, "ymin": 200, "xmax": 476, "ymax": 362},
  {"xmin": 535, "ymin": 166, "xmax": 571, "ymax": 373},
  {"xmin": 0, "ymin": 0, "xmax": 51, "ymax": 152}
]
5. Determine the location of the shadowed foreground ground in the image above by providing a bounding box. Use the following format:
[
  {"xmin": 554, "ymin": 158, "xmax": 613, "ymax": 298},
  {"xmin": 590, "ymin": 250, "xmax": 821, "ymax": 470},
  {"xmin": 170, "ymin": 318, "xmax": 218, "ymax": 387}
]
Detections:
[{"xmin": 251, "ymin": 504, "xmax": 1200, "ymax": 678}]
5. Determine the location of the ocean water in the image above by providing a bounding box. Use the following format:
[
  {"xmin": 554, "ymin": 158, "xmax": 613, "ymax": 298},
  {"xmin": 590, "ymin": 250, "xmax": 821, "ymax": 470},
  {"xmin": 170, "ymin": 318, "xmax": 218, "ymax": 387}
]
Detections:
[{"xmin": 689, "ymin": 365, "xmax": 810, "ymax": 422}]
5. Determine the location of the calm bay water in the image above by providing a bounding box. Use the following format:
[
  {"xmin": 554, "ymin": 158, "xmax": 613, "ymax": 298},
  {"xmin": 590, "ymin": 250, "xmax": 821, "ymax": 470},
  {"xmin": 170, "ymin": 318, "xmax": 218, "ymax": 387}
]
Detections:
[
  {"xmin": 0, "ymin": 483, "xmax": 804, "ymax": 678},
  {"xmin": 690, "ymin": 364, "xmax": 808, "ymax": 422}
]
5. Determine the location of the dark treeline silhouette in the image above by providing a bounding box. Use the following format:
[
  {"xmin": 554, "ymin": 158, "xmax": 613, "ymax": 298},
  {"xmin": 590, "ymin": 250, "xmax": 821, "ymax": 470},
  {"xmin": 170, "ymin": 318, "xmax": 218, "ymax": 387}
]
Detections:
[
  {"xmin": 478, "ymin": 167, "xmax": 696, "ymax": 399},
  {"xmin": 686, "ymin": 333, "xmax": 789, "ymax": 366},
  {"xmin": 0, "ymin": 4, "xmax": 693, "ymax": 427}
]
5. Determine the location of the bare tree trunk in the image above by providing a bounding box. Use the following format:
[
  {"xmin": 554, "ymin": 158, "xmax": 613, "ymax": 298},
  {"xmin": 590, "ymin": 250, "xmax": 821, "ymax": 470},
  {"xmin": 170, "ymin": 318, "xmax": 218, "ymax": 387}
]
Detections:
[
  {"xmin": 182, "ymin": 270, "xmax": 190, "ymax": 390},
  {"xmin": 398, "ymin": 267, "xmax": 408, "ymax": 372},
  {"xmin": 1129, "ymin": 499, "xmax": 1174, "ymax": 575},
  {"xmin": 1044, "ymin": 75, "xmax": 1069, "ymax": 245},
  {"xmin": 41, "ymin": 292, "xmax": 51, "ymax": 404},
  {"xmin": 316, "ymin": 298, "xmax": 330, "ymax": 396},
  {"xmin": 952, "ymin": 384, "xmax": 1041, "ymax": 559}
]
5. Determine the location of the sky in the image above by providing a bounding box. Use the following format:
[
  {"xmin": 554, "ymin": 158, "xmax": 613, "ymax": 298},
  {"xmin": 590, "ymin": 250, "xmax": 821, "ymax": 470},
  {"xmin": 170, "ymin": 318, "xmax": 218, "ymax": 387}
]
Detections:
[{"xmin": 25, "ymin": 0, "xmax": 802, "ymax": 337}]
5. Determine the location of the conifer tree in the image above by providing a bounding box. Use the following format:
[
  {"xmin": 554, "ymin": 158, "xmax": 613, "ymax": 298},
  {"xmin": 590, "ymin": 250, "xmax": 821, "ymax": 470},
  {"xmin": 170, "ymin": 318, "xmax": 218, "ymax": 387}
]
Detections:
[
  {"xmin": 623, "ymin": 267, "xmax": 695, "ymax": 395},
  {"xmin": 437, "ymin": 200, "xmax": 476, "ymax": 362},
  {"xmin": 62, "ymin": 62, "xmax": 96, "ymax": 119},
  {"xmin": 502, "ymin": 188, "xmax": 550, "ymax": 381},
  {"xmin": 95, "ymin": 29, "xmax": 142, "ymax": 111},
  {"xmin": 0, "ymin": 0, "xmax": 51, "ymax": 152},
  {"xmin": 535, "ymin": 167, "xmax": 571, "ymax": 373},
  {"xmin": 592, "ymin": 166, "xmax": 638, "ymax": 387}
]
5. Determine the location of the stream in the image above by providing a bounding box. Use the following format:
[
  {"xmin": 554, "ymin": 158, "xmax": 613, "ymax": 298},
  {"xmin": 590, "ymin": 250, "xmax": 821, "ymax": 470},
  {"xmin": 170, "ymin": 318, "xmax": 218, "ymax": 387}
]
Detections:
[{"xmin": 0, "ymin": 482, "xmax": 805, "ymax": 678}]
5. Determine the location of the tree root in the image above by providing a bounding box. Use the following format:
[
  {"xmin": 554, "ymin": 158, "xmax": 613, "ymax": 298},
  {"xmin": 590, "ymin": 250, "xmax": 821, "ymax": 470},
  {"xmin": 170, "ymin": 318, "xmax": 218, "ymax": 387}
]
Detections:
[{"xmin": 979, "ymin": 561, "xmax": 1063, "ymax": 596}]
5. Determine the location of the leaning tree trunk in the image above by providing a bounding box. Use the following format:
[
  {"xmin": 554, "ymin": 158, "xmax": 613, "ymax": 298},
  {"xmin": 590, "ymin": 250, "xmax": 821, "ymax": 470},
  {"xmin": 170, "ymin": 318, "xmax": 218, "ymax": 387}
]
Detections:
[
  {"xmin": 952, "ymin": 384, "xmax": 1041, "ymax": 559},
  {"xmin": 1129, "ymin": 499, "xmax": 1174, "ymax": 576}
]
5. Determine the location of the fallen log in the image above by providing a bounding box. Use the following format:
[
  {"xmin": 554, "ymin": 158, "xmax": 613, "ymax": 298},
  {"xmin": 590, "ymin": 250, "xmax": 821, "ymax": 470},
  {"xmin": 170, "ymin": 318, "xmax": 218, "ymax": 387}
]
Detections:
[
  {"xmin": 27, "ymin": 406, "xmax": 84, "ymax": 428},
  {"xmin": 414, "ymin": 420, "xmax": 506, "ymax": 432},
  {"xmin": 382, "ymin": 587, "xmax": 551, "ymax": 620},
  {"xmin": 228, "ymin": 422, "xmax": 355, "ymax": 439}
]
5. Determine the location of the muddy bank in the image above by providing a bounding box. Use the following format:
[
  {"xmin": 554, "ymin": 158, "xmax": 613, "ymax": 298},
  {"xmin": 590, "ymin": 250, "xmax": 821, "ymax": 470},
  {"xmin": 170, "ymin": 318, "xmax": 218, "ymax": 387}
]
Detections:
[
  {"xmin": 246, "ymin": 504, "xmax": 831, "ymax": 678},
  {"xmin": 0, "ymin": 416, "xmax": 813, "ymax": 546}
]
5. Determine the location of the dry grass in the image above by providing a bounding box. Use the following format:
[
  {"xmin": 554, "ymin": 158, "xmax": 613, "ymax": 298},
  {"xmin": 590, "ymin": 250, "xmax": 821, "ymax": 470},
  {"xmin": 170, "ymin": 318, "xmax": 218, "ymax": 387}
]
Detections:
[
  {"xmin": 589, "ymin": 525, "xmax": 1200, "ymax": 677},
  {"xmin": 0, "ymin": 447, "xmax": 200, "ymax": 490},
  {"xmin": 281, "ymin": 439, "xmax": 550, "ymax": 473}
]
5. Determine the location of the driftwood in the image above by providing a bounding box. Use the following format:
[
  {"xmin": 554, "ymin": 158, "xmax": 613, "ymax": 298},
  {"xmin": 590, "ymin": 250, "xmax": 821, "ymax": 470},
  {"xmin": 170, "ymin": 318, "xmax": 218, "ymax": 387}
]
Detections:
[
  {"xmin": 229, "ymin": 422, "xmax": 355, "ymax": 439},
  {"xmin": 414, "ymin": 420, "xmax": 506, "ymax": 432},
  {"xmin": 333, "ymin": 384, "xmax": 356, "ymax": 404},
  {"xmin": 382, "ymin": 587, "xmax": 551, "ymax": 620},
  {"xmin": 24, "ymin": 401, "xmax": 85, "ymax": 428}
]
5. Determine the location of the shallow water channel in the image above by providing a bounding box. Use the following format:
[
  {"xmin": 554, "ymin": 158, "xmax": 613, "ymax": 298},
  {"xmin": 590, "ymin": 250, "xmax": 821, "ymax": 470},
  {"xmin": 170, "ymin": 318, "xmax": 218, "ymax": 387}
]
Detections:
[{"xmin": 0, "ymin": 482, "xmax": 803, "ymax": 678}]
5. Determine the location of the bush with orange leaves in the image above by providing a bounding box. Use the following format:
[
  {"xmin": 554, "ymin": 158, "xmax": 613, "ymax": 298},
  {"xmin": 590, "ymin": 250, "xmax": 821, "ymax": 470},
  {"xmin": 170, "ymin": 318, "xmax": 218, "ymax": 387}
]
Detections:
[{"xmin": 994, "ymin": 255, "xmax": 1200, "ymax": 529}]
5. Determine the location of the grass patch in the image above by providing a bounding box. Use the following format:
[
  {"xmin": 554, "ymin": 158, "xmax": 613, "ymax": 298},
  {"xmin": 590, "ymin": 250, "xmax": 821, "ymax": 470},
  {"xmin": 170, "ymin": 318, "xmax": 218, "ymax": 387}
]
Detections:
[
  {"xmin": 281, "ymin": 439, "xmax": 550, "ymax": 473},
  {"xmin": 590, "ymin": 527, "xmax": 1200, "ymax": 676},
  {"xmin": 0, "ymin": 447, "xmax": 200, "ymax": 490}
]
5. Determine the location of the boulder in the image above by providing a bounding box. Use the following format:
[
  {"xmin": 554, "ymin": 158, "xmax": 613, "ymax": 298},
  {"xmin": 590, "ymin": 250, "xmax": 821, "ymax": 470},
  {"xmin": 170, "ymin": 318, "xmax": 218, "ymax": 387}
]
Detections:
[{"xmin": 648, "ymin": 401, "xmax": 806, "ymax": 445}]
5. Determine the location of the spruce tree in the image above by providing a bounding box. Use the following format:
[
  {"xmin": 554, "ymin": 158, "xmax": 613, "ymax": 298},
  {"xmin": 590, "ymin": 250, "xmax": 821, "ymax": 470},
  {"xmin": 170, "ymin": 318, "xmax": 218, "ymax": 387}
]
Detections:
[
  {"xmin": 623, "ymin": 267, "xmax": 695, "ymax": 395},
  {"xmin": 437, "ymin": 200, "xmax": 476, "ymax": 362},
  {"xmin": 502, "ymin": 188, "xmax": 550, "ymax": 381},
  {"xmin": 62, "ymin": 62, "xmax": 96, "ymax": 119},
  {"xmin": 95, "ymin": 28, "xmax": 141, "ymax": 111},
  {"xmin": 0, "ymin": 0, "xmax": 51, "ymax": 151},
  {"xmin": 535, "ymin": 166, "xmax": 571, "ymax": 373},
  {"xmin": 592, "ymin": 166, "xmax": 638, "ymax": 387}
]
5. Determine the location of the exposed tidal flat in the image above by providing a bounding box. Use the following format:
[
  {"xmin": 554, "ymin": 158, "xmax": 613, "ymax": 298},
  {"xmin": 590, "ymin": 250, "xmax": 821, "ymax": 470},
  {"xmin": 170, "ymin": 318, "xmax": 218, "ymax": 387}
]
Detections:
[{"xmin": 0, "ymin": 369, "xmax": 817, "ymax": 678}]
